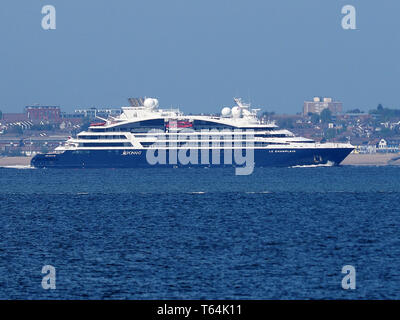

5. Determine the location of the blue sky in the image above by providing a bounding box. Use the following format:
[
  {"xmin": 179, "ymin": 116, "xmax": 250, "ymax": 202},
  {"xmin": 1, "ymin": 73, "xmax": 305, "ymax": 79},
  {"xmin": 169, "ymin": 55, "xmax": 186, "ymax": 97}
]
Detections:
[{"xmin": 0, "ymin": 0, "xmax": 399, "ymax": 114}]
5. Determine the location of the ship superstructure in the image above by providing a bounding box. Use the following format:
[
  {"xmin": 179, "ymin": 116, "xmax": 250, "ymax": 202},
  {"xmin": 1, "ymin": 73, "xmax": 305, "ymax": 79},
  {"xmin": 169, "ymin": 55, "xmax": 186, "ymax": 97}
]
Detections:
[{"xmin": 31, "ymin": 98, "xmax": 354, "ymax": 170}]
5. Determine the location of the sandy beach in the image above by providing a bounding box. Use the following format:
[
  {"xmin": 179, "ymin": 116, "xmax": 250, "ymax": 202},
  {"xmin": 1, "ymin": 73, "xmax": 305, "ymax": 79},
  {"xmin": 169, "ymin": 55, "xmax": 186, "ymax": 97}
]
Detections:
[
  {"xmin": 0, "ymin": 156, "xmax": 33, "ymax": 167},
  {"xmin": 341, "ymin": 153, "xmax": 400, "ymax": 166}
]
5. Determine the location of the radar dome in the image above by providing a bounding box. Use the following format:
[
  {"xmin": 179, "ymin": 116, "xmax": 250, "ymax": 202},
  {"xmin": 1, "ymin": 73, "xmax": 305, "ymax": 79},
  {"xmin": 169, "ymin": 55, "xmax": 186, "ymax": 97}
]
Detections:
[
  {"xmin": 144, "ymin": 98, "xmax": 158, "ymax": 109},
  {"xmin": 231, "ymin": 106, "xmax": 242, "ymax": 118},
  {"xmin": 221, "ymin": 107, "xmax": 231, "ymax": 117},
  {"xmin": 152, "ymin": 98, "xmax": 159, "ymax": 108}
]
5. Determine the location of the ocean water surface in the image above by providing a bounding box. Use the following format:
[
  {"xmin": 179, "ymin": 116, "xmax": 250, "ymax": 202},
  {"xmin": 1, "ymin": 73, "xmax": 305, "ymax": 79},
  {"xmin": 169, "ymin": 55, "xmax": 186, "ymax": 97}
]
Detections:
[{"xmin": 0, "ymin": 166, "xmax": 399, "ymax": 299}]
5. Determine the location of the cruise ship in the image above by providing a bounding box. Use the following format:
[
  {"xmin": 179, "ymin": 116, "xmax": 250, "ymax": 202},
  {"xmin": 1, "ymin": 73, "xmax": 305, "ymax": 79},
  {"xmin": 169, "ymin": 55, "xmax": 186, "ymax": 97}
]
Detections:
[{"xmin": 31, "ymin": 98, "xmax": 354, "ymax": 171}]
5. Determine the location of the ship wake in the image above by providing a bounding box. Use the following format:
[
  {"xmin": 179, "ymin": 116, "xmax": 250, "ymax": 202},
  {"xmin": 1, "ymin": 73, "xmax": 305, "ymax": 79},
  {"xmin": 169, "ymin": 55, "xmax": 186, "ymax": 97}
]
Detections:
[
  {"xmin": 0, "ymin": 165, "xmax": 35, "ymax": 170},
  {"xmin": 290, "ymin": 161, "xmax": 335, "ymax": 168}
]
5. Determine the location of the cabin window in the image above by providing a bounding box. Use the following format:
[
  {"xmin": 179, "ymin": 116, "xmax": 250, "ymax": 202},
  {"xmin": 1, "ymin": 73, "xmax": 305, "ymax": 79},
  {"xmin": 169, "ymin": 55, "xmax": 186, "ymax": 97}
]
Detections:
[{"xmin": 80, "ymin": 142, "xmax": 132, "ymax": 147}]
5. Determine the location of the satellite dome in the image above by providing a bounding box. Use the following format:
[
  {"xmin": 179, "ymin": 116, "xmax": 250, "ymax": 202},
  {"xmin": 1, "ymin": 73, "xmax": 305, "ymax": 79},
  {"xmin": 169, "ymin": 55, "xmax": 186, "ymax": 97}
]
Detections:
[
  {"xmin": 231, "ymin": 106, "xmax": 242, "ymax": 118},
  {"xmin": 221, "ymin": 107, "xmax": 231, "ymax": 117},
  {"xmin": 144, "ymin": 98, "xmax": 158, "ymax": 109},
  {"xmin": 152, "ymin": 98, "xmax": 159, "ymax": 108}
]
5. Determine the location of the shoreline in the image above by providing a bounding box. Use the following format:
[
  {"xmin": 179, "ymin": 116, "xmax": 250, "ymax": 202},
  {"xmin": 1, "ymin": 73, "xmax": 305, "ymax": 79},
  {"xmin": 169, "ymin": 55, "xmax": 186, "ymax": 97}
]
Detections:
[
  {"xmin": 340, "ymin": 153, "xmax": 400, "ymax": 166},
  {"xmin": 1, "ymin": 153, "xmax": 400, "ymax": 167},
  {"xmin": 0, "ymin": 156, "xmax": 33, "ymax": 167}
]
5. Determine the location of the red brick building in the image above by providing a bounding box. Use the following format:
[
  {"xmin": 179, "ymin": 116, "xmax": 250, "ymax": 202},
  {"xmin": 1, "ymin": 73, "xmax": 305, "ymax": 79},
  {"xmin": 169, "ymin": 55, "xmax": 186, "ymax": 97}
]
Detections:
[
  {"xmin": 25, "ymin": 106, "xmax": 61, "ymax": 123},
  {"xmin": 1, "ymin": 113, "xmax": 28, "ymax": 122}
]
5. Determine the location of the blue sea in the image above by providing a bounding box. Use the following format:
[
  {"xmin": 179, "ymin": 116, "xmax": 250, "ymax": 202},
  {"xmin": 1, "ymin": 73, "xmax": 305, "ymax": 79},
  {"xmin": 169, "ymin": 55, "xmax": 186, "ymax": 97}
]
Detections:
[{"xmin": 0, "ymin": 165, "xmax": 399, "ymax": 299}]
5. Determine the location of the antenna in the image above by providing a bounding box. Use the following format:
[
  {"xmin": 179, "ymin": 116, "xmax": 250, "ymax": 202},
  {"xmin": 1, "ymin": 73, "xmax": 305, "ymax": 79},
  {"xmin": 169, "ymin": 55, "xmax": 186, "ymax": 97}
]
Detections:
[{"xmin": 234, "ymin": 97, "xmax": 250, "ymax": 109}]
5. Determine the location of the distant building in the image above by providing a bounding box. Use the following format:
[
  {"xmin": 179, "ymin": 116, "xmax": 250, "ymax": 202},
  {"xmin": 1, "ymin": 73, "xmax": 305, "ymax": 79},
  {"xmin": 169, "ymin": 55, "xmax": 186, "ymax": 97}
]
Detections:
[
  {"xmin": 377, "ymin": 138, "xmax": 400, "ymax": 153},
  {"xmin": 1, "ymin": 113, "xmax": 28, "ymax": 122},
  {"xmin": 74, "ymin": 108, "xmax": 122, "ymax": 119},
  {"xmin": 59, "ymin": 112, "xmax": 86, "ymax": 127},
  {"xmin": 61, "ymin": 112, "xmax": 85, "ymax": 119},
  {"xmin": 303, "ymin": 97, "xmax": 343, "ymax": 115},
  {"xmin": 378, "ymin": 139, "xmax": 387, "ymax": 149},
  {"xmin": 341, "ymin": 113, "xmax": 371, "ymax": 120},
  {"xmin": 25, "ymin": 106, "xmax": 61, "ymax": 123}
]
